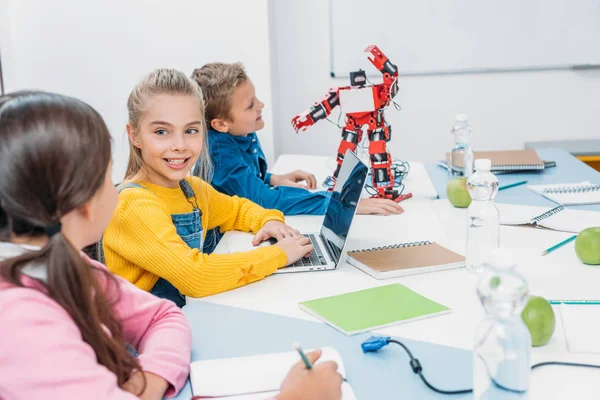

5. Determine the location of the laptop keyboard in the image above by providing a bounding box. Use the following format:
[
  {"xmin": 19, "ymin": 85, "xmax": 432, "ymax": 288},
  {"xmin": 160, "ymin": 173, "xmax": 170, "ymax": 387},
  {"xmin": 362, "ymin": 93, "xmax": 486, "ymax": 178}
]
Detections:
[{"xmin": 286, "ymin": 234, "xmax": 328, "ymax": 268}]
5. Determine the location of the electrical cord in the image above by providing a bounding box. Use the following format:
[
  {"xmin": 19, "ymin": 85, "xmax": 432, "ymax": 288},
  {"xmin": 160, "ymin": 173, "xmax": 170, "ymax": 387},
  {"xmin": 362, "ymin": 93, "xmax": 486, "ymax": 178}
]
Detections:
[
  {"xmin": 362, "ymin": 336, "xmax": 600, "ymax": 395},
  {"xmin": 364, "ymin": 160, "xmax": 410, "ymax": 196}
]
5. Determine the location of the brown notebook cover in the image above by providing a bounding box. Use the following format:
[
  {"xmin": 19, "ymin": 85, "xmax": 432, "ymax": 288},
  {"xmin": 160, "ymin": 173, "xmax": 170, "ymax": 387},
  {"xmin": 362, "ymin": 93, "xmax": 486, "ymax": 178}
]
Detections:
[
  {"xmin": 347, "ymin": 242, "xmax": 465, "ymax": 279},
  {"xmin": 446, "ymin": 149, "xmax": 544, "ymax": 170}
]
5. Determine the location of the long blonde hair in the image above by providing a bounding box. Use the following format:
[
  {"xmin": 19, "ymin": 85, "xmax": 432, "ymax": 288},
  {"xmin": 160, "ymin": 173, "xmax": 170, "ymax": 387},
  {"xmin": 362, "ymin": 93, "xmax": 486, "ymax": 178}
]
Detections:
[{"xmin": 125, "ymin": 68, "xmax": 212, "ymax": 182}]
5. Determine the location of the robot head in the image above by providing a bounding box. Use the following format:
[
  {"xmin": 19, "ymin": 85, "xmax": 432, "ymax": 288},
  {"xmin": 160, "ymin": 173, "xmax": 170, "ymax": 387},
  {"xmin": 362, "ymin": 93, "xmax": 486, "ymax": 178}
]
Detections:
[{"xmin": 349, "ymin": 70, "xmax": 367, "ymax": 87}]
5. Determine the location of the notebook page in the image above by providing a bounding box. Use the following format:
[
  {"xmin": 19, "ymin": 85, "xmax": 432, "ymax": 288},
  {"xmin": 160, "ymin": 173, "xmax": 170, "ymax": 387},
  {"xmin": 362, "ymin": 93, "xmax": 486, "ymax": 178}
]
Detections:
[
  {"xmin": 541, "ymin": 209, "xmax": 600, "ymax": 233},
  {"xmin": 347, "ymin": 199, "xmax": 450, "ymax": 251},
  {"xmin": 560, "ymin": 305, "xmax": 600, "ymax": 354},
  {"xmin": 190, "ymin": 347, "xmax": 345, "ymax": 397},
  {"xmin": 497, "ymin": 203, "xmax": 549, "ymax": 226},
  {"xmin": 218, "ymin": 382, "xmax": 357, "ymax": 400},
  {"xmin": 528, "ymin": 181, "xmax": 600, "ymax": 206}
]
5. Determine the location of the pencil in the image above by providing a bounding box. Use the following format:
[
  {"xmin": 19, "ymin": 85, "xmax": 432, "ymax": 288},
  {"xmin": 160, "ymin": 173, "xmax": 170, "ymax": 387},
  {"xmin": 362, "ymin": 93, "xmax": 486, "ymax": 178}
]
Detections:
[
  {"xmin": 499, "ymin": 180, "xmax": 528, "ymax": 191},
  {"xmin": 540, "ymin": 235, "xmax": 577, "ymax": 256},
  {"xmin": 292, "ymin": 341, "xmax": 313, "ymax": 370},
  {"xmin": 549, "ymin": 300, "xmax": 600, "ymax": 305}
]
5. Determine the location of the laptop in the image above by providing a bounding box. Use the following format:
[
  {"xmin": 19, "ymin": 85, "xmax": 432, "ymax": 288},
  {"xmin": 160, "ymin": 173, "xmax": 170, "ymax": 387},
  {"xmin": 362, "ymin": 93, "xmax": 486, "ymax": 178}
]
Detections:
[{"xmin": 271, "ymin": 149, "xmax": 368, "ymax": 273}]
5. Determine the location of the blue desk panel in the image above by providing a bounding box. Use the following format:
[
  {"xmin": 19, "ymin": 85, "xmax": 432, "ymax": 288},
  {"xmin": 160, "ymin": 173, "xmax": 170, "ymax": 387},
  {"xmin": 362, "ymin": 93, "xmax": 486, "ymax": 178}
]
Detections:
[
  {"xmin": 172, "ymin": 302, "xmax": 472, "ymax": 399},
  {"xmin": 425, "ymin": 148, "xmax": 600, "ymax": 212}
]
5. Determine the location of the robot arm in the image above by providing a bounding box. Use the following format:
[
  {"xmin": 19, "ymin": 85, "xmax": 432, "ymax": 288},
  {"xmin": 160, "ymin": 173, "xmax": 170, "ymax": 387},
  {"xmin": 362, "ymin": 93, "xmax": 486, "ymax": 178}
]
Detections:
[
  {"xmin": 291, "ymin": 88, "xmax": 344, "ymax": 132},
  {"xmin": 365, "ymin": 45, "xmax": 398, "ymax": 78},
  {"xmin": 365, "ymin": 45, "xmax": 399, "ymax": 104}
]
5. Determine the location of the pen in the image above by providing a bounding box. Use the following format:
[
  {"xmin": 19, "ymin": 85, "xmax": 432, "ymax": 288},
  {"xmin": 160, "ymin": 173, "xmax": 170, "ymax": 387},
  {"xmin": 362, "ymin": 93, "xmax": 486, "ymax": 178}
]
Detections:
[
  {"xmin": 292, "ymin": 341, "xmax": 313, "ymax": 370},
  {"xmin": 540, "ymin": 235, "xmax": 577, "ymax": 256},
  {"xmin": 549, "ymin": 300, "xmax": 600, "ymax": 305},
  {"xmin": 499, "ymin": 180, "xmax": 528, "ymax": 191}
]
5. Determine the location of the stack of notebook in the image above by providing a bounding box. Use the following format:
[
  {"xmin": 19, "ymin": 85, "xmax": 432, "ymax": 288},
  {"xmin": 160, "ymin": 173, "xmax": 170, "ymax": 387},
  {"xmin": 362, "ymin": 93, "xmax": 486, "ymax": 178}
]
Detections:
[{"xmin": 439, "ymin": 149, "xmax": 555, "ymax": 174}]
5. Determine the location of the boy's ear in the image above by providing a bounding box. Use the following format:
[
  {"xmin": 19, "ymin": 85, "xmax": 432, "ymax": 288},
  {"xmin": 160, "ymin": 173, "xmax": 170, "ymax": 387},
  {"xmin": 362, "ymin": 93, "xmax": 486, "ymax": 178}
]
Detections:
[
  {"xmin": 210, "ymin": 118, "xmax": 229, "ymax": 133},
  {"xmin": 126, "ymin": 124, "xmax": 141, "ymax": 148}
]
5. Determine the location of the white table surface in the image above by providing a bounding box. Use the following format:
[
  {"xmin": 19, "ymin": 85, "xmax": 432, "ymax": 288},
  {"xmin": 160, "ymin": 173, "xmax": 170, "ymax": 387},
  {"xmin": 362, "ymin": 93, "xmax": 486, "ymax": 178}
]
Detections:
[{"xmin": 188, "ymin": 154, "xmax": 600, "ymax": 399}]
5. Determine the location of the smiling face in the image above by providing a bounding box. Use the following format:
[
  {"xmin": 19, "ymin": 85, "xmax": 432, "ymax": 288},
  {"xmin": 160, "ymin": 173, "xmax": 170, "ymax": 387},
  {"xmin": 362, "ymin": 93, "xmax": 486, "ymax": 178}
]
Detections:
[
  {"xmin": 213, "ymin": 79, "xmax": 264, "ymax": 136},
  {"xmin": 127, "ymin": 94, "xmax": 204, "ymax": 188}
]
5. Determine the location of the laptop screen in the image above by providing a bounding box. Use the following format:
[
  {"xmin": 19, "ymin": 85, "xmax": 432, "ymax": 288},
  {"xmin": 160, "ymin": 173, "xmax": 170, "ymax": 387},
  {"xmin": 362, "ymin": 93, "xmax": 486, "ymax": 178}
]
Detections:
[{"xmin": 320, "ymin": 150, "xmax": 369, "ymax": 261}]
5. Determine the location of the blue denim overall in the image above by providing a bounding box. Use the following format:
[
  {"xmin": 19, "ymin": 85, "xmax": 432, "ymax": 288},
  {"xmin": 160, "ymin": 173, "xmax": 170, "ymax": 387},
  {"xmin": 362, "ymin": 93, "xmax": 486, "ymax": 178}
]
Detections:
[{"xmin": 99, "ymin": 179, "xmax": 203, "ymax": 308}]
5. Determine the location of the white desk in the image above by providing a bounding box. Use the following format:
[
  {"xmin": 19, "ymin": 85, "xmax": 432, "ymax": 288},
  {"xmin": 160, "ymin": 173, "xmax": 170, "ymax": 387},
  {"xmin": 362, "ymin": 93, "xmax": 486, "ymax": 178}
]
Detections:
[{"xmin": 188, "ymin": 153, "xmax": 600, "ymax": 399}]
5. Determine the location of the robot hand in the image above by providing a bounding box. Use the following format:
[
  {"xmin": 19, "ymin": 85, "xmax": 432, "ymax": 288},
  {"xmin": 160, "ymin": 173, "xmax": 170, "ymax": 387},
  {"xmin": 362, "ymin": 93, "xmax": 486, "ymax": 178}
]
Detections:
[
  {"xmin": 291, "ymin": 89, "xmax": 341, "ymax": 133},
  {"xmin": 365, "ymin": 45, "xmax": 398, "ymax": 77},
  {"xmin": 291, "ymin": 110, "xmax": 316, "ymax": 133}
]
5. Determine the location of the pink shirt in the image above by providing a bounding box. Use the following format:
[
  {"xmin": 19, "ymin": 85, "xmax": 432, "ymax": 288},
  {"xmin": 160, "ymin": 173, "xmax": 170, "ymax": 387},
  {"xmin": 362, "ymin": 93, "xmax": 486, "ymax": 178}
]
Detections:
[{"xmin": 0, "ymin": 243, "xmax": 192, "ymax": 399}]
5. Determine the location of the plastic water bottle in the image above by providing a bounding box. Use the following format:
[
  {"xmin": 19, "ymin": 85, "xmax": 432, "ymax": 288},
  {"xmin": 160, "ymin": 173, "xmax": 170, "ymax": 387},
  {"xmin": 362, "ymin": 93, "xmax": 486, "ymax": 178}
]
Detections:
[
  {"xmin": 466, "ymin": 159, "xmax": 500, "ymax": 272},
  {"xmin": 474, "ymin": 249, "xmax": 531, "ymax": 399},
  {"xmin": 449, "ymin": 114, "xmax": 474, "ymax": 178}
]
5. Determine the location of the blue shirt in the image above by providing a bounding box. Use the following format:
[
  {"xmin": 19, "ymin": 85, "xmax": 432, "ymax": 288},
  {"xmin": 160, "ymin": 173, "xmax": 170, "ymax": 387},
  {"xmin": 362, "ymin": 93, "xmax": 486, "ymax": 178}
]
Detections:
[{"xmin": 206, "ymin": 130, "xmax": 331, "ymax": 215}]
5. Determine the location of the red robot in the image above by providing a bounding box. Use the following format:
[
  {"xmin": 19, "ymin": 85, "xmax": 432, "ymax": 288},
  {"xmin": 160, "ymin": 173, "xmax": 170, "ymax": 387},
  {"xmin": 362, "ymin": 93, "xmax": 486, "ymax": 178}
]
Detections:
[{"xmin": 292, "ymin": 45, "xmax": 410, "ymax": 202}]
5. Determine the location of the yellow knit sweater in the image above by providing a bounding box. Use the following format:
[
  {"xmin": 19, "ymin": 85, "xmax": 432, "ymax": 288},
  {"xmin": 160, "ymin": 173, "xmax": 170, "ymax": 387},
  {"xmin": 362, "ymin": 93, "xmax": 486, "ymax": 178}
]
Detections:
[{"xmin": 102, "ymin": 177, "xmax": 288, "ymax": 298}]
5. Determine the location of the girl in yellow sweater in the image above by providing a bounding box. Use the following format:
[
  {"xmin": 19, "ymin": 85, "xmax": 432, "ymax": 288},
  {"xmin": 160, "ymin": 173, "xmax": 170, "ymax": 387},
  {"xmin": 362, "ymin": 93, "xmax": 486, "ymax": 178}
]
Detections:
[{"xmin": 101, "ymin": 69, "xmax": 313, "ymax": 306}]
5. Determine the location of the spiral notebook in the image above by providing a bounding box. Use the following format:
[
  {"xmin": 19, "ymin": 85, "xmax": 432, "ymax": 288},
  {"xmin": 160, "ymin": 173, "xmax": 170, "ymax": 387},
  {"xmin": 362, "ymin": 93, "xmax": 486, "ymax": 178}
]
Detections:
[
  {"xmin": 528, "ymin": 181, "xmax": 600, "ymax": 205},
  {"xmin": 498, "ymin": 203, "xmax": 600, "ymax": 233},
  {"xmin": 346, "ymin": 241, "xmax": 465, "ymax": 279},
  {"xmin": 443, "ymin": 150, "xmax": 547, "ymax": 172}
]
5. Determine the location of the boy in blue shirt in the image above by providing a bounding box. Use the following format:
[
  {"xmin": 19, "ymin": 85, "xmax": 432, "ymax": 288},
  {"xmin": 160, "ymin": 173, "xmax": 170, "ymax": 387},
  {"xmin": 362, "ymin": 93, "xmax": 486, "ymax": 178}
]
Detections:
[{"xmin": 191, "ymin": 62, "xmax": 404, "ymax": 216}]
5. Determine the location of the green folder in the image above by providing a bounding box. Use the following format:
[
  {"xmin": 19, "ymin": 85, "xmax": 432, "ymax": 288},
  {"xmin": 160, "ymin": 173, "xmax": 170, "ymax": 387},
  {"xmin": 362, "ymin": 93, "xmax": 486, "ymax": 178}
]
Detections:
[{"xmin": 299, "ymin": 283, "xmax": 450, "ymax": 336}]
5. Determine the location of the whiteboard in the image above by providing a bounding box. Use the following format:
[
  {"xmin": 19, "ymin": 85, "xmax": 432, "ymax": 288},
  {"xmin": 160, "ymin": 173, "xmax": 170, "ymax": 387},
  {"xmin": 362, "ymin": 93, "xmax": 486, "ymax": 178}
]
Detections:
[{"xmin": 330, "ymin": 0, "xmax": 600, "ymax": 77}]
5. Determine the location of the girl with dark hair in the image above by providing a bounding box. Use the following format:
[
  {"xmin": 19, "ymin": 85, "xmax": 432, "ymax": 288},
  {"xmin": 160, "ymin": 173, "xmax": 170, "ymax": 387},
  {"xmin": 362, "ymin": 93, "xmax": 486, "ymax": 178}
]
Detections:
[
  {"xmin": 0, "ymin": 91, "xmax": 192, "ymax": 399},
  {"xmin": 0, "ymin": 90, "xmax": 343, "ymax": 400}
]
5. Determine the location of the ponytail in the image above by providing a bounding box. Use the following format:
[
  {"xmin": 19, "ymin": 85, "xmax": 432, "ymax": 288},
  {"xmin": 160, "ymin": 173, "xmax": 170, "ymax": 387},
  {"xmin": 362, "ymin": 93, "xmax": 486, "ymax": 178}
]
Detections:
[{"xmin": 0, "ymin": 91, "xmax": 144, "ymax": 390}]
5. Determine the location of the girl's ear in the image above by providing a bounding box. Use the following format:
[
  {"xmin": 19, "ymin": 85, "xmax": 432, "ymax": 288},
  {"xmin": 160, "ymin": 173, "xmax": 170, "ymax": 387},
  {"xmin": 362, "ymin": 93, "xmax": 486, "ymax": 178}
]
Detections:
[
  {"xmin": 76, "ymin": 199, "xmax": 94, "ymax": 222},
  {"xmin": 210, "ymin": 118, "xmax": 229, "ymax": 133},
  {"xmin": 126, "ymin": 124, "xmax": 141, "ymax": 148}
]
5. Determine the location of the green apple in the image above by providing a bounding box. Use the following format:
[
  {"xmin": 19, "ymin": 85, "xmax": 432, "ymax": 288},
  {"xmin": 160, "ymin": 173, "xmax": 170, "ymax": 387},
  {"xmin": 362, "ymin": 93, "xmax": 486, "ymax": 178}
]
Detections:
[
  {"xmin": 521, "ymin": 295, "xmax": 555, "ymax": 347},
  {"xmin": 446, "ymin": 177, "xmax": 472, "ymax": 208},
  {"xmin": 575, "ymin": 227, "xmax": 600, "ymax": 265}
]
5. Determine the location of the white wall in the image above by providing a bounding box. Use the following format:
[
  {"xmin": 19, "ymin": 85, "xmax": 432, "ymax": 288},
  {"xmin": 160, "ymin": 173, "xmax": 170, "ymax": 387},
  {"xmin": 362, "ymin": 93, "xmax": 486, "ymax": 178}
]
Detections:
[
  {"xmin": 269, "ymin": 0, "xmax": 600, "ymax": 163},
  {"xmin": 0, "ymin": 0, "xmax": 16, "ymax": 93},
  {"xmin": 2, "ymin": 0, "xmax": 274, "ymax": 182}
]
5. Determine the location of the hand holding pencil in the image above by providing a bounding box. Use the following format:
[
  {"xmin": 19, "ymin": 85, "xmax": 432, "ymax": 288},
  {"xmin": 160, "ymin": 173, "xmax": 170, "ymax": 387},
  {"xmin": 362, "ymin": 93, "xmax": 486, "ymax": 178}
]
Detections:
[{"xmin": 278, "ymin": 344, "xmax": 343, "ymax": 400}]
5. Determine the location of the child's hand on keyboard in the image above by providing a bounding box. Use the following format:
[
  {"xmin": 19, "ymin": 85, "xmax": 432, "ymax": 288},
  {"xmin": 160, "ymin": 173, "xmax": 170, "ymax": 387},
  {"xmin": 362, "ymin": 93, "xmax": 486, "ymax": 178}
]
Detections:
[
  {"xmin": 253, "ymin": 220, "xmax": 301, "ymax": 245},
  {"xmin": 275, "ymin": 236, "xmax": 314, "ymax": 266}
]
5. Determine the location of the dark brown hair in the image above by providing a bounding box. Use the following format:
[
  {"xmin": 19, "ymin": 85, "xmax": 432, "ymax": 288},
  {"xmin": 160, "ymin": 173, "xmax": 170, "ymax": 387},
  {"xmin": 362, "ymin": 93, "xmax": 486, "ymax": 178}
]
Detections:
[
  {"xmin": 190, "ymin": 62, "xmax": 248, "ymax": 127},
  {"xmin": 0, "ymin": 91, "xmax": 144, "ymax": 389}
]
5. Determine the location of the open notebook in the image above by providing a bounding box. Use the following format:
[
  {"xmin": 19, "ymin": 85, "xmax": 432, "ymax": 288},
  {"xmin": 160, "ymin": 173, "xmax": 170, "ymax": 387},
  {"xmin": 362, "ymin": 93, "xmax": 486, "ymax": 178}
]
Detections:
[
  {"xmin": 497, "ymin": 203, "xmax": 600, "ymax": 233},
  {"xmin": 347, "ymin": 241, "xmax": 464, "ymax": 279},
  {"xmin": 528, "ymin": 181, "xmax": 600, "ymax": 206},
  {"xmin": 189, "ymin": 347, "xmax": 356, "ymax": 399}
]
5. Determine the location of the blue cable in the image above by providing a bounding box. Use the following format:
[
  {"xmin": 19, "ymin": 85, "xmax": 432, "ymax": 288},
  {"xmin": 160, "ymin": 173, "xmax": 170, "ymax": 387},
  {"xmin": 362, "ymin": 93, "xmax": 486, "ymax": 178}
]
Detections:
[{"xmin": 360, "ymin": 335, "xmax": 600, "ymax": 396}]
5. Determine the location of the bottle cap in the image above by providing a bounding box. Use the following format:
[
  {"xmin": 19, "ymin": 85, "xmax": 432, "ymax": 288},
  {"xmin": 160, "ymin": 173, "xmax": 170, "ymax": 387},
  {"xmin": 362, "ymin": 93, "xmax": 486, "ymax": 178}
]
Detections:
[
  {"xmin": 455, "ymin": 113, "xmax": 467, "ymax": 122},
  {"xmin": 475, "ymin": 158, "xmax": 491, "ymax": 171}
]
